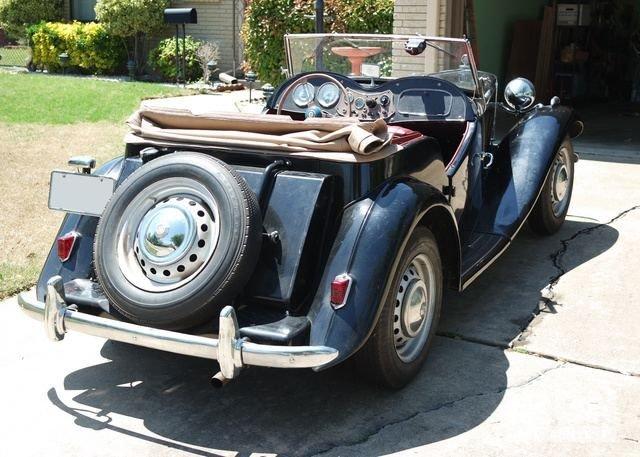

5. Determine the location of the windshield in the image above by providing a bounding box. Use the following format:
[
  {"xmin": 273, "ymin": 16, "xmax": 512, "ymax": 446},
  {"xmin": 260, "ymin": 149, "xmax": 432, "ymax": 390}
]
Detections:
[{"xmin": 285, "ymin": 34, "xmax": 479, "ymax": 95}]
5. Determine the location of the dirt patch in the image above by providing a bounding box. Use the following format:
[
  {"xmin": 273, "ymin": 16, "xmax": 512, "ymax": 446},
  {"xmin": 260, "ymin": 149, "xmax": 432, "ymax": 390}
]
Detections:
[{"xmin": 0, "ymin": 122, "xmax": 126, "ymax": 298}]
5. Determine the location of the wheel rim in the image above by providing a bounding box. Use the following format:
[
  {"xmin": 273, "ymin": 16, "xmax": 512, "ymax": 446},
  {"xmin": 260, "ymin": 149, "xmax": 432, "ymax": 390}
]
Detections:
[
  {"xmin": 550, "ymin": 146, "xmax": 572, "ymax": 217},
  {"xmin": 393, "ymin": 253, "xmax": 437, "ymax": 363},
  {"xmin": 115, "ymin": 178, "xmax": 220, "ymax": 294}
]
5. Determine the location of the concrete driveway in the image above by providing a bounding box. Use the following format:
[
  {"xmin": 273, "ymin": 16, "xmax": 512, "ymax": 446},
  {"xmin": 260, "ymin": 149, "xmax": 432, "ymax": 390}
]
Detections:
[{"xmin": 1, "ymin": 154, "xmax": 639, "ymax": 456}]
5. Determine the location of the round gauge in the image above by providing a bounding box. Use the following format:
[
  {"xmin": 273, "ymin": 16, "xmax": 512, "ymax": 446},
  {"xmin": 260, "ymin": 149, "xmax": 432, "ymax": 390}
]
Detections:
[
  {"xmin": 316, "ymin": 82, "xmax": 340, "ymax": 108},
  {"xmin": 292, "ymin": 83, "xmax": 315, "ymax": 107},
  {"xmin": 354, "ymin": 97, "xmax": 365, "ymax": 110}
]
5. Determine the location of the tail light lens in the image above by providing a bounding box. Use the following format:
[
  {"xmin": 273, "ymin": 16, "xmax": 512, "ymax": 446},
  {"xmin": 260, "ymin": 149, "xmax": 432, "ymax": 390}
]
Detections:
[
  {"xmin": 330, "ymin": 274, "xmax": 352, "ymax": 309},
  {"xmin": 57, "ymin": 231, "xmax": 80, "ymax": 262}
]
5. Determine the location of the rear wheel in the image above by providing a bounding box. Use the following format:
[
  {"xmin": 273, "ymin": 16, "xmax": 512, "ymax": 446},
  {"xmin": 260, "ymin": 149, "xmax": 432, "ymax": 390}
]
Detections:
[
  {"xmin": 94, "ymin": 152, "xmax": 261, "ymax": 330},
  {"xmin": 529, "ymin": 137, "xmax": 575, "ymax": 236},
  {"xmin": 354, "ymin": 227, "xmax": 443, "ymax": 389}
]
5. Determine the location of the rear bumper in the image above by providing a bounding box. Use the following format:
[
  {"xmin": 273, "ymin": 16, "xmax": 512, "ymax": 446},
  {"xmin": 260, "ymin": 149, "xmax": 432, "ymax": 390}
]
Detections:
[{"xmin": 18, "ymin": 276, "xmax": 338, "ymax": 380}]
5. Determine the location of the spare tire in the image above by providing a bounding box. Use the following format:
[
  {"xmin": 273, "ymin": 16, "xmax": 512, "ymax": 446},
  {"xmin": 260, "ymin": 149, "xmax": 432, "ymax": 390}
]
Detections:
[{"xmin": 94, "ymin": 152, "xmax": 261, "ymax": 330}]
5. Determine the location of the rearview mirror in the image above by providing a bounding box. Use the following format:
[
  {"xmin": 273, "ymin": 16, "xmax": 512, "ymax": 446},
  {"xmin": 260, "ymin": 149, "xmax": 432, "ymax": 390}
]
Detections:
[{"xmin": 504, "ymin": 78, "xmax": 536, "ymax": 112}]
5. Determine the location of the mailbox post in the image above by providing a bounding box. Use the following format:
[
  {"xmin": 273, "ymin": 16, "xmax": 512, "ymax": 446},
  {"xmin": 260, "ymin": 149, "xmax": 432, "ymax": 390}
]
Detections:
[{"xmin": 164, "ymin": 8, "xmax": 198, "ymax": 85}]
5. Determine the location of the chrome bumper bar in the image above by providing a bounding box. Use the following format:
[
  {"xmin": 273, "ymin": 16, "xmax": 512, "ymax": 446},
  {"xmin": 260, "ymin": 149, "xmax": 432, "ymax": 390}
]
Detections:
[{"xmin": 18, "ymin": 276, "xmax": 338, "ymax": 380}]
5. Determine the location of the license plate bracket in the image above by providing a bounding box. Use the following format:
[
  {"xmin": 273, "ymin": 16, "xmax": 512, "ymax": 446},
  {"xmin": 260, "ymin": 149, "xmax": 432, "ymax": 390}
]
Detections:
[{"xmin": 49, "ymin": 171, "xmax": 116, "ymax": 217}]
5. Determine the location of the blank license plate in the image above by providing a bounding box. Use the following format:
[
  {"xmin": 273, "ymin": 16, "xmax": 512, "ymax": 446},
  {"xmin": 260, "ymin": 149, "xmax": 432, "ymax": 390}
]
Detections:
[{"xmin": 49, "ymin": 171, "xmax": 116, "ymax": 217}]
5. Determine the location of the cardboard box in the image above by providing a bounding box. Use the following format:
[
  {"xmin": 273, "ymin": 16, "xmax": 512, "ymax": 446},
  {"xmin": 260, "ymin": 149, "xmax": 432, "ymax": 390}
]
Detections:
[{"xmin": 557, "ymin": 4, "xmax": 591, "ymax": 26}]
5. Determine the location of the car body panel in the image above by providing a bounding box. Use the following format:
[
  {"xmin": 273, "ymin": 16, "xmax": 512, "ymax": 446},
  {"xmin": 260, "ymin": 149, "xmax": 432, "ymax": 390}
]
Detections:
[{"xmin": 31, "ymin": 34, "xmax": 580, "ymax": 373}]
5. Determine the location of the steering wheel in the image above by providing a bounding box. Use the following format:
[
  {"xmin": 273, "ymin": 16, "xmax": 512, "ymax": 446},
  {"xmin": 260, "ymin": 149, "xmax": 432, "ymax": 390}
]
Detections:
[{"xmin": 276, "ymin": 73, "xmax": 352, "ymax": 117}]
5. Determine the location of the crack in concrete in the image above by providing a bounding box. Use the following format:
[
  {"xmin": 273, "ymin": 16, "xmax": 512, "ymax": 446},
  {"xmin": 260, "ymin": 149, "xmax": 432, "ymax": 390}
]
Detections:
[
  {"xmin": 545, "ymin": 204, "xmax": 640, "ymax": 293},
  {"xmin": 310, "ymin": 207, "xmax": 638, "ymax": 456},
  {"xmin": 512, "ymin": 204, "xmax": 640, "ymax": 347},
  {"xmin": 309, "ymin": 363, "xmax": 565, "ymax": 457}
]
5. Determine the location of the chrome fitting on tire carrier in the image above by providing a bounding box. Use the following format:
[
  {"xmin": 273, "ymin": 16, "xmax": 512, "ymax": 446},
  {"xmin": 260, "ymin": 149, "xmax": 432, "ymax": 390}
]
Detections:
[{"xmin": 18, "ymin": 276, "xmax": 339, "ymax": 383}]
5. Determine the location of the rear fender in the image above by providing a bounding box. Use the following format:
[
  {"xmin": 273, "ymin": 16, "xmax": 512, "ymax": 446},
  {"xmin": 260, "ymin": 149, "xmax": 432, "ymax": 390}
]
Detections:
[
  {"xmin": 309, "ymin": 178, "xmax": 460, "ymax": 368},
  {"xmin": 477, "ymin": 105, "xmax": 578, "ymax": 237},
  {"xmin": 36, "ymin": 157, "xmax": 141, "ymax": 301}
]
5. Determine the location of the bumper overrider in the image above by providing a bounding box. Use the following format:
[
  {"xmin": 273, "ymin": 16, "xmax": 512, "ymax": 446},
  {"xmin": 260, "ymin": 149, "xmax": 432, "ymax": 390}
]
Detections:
[{"xmin": 18, "ymin": 276, "xmax": 339, "ymax": 384}]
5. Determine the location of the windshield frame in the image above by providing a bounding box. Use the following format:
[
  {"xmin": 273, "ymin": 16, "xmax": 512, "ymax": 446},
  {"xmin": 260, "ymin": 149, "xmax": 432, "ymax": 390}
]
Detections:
[{"xmin": 284, "ymin": 33, "xmax": 481, "ymax": 98}]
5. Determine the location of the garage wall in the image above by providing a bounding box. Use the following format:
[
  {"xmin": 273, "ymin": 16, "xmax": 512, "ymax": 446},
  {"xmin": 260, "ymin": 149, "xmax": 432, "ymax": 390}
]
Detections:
[{"xmin": 474, "ymin": 0, "xmax": 547, "ymax": 82}]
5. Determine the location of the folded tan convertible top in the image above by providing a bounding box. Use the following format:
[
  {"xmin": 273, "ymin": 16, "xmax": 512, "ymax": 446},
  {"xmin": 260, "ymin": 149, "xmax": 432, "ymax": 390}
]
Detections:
[{"xmin": 125, "ymin": 95, "xmax": 398, "ymax": 162}]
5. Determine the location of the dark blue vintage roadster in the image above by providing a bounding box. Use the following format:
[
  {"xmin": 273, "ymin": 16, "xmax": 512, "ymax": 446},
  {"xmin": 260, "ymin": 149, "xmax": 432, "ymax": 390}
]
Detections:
[{"xmin": 19, "ymin": 34, "xmax": 583, "ymax": 388}]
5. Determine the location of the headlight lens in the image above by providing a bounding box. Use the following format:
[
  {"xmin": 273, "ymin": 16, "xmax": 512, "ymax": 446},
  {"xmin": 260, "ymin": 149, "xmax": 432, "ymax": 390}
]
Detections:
[
  {"xmin": 292, "ymin": 83, "xmax": 315, "ymax": 107},
  {"xmin": 316, "ymin": 82, "xmax": 340, "ymax": 108}
]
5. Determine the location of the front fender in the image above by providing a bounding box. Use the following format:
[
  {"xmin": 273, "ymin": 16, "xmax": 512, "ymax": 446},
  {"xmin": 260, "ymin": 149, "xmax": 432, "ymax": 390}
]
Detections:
[
  {"xmin": 36, "ymin": 156, "xmax": 142, "ymax": 301},
  {"xmin": 477, "ymin": 105, "xmax": 577, "ymax": 237},
  {"xmin": 309, "ymin": 178, "xmax": 458, "ymax": 368}
]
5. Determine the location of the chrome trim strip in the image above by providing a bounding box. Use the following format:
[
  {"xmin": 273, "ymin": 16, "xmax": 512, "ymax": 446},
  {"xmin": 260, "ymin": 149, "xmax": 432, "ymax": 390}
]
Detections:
[{"xmin": 18, "ymin": 276, "xmax": 339, "ymax": 379}]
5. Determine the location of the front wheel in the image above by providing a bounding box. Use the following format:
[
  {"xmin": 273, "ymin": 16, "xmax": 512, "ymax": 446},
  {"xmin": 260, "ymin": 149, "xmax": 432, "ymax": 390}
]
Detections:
[
  {"xmin": 354, "ymin": 227, "xmax": 443, "ymax": 389},
  {"xmin": 528, "ymin": 137, "xmax": 575, "ymax": 236}
]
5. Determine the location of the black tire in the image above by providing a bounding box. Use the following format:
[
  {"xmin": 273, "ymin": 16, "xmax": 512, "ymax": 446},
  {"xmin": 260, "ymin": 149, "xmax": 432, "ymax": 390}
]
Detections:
[
  {"xmin": 529, "ymin": 137, "xmax": 575, "ymax": 236},
  {"xmin": 354, "ymin": 227, "xmax": 443, "ymax": 389},
  {"xmin": 94, "ymin": 152, "xmax": 261, "ymax": 330}
]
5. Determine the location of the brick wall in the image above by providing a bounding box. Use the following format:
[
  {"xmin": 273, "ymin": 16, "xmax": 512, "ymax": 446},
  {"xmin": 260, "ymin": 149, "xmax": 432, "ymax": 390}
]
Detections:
[
  {"xmin": 171, "ymin": 0, "xmax": 243, "ymax": 73},
  {"xmin": 63, "ymin": 0, "xmax": 71, "ymax": 20},
  {"xmin": 392, "ymin": 0, "xmax": 448, "ymax": 76}
]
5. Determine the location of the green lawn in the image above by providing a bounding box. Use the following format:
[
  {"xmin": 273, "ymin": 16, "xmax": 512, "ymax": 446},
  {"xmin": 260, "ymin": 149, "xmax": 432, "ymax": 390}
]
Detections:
[
  {"xmin": 0, "ymin": 72, "xmax": 190, "ymax": 299},
  {"xmin": 0, "ymin": 71, "xmax": 187, "ymax": 124}
]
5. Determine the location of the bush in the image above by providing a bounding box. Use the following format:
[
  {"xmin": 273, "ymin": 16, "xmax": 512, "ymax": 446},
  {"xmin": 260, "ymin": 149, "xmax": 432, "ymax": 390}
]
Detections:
[
  {"xmin": 28, "ymin": 21, "xmax": 126, "ymax": 75},
  {"xmin": 0, "ymin": 0, "xmax": 63, "ymax": 41},
  {"xmin": 327, "ymin": 0, "xmax": 394, "ymax": 34},
  {"xmin": 242, "ymin": 0, "xmax": 315, "ymax": 86},
  {"xmin": 242, "ymin": 0, "xmax": 394, "ymax": 85},
  {"xmin": 149, "ymin": 36, "xmax": 203, "ymax": 82},
  {"xmin": 96, "ymin": 0, "xmax": 169, "ymax": 73}
]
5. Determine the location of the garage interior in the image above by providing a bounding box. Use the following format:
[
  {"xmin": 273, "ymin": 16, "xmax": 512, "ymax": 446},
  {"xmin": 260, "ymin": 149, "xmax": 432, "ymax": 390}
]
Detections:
[{"xmin": 467, "ymin": 0, "xmax": 640, "ymax": 160}]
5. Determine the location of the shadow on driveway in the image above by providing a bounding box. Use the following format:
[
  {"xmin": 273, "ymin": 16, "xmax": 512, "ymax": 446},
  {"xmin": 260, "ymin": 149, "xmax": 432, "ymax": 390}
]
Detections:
[{"xmin": 47, "ymin": 220, "xmax": 618, "ymax": 456}]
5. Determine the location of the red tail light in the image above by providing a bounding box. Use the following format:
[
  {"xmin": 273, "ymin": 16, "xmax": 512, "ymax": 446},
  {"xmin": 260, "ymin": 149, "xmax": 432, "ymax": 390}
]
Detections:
[
  {"xmin": 57, "ymin": 231, "xmax": 80, "ymax": 262},
  {"xmin": 330, "ymin": 274, "xmax": 352, "ymax": 309}
]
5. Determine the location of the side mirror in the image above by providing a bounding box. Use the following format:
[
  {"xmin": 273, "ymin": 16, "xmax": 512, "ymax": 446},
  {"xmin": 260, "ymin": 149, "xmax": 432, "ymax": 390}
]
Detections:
[{"xmin": 504, "ymin": 78, "xmax": 536, "ymax": 112}]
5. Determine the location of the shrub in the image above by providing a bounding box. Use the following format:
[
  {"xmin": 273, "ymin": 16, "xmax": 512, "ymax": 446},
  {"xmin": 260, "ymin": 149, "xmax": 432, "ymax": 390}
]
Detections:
[
  {"xmin": 242, "ymin": 0, "xmax": 394, "ymax": 85},
  {"xmin": 28, "ymin": 21, "xmax": 125, "ymax": 74},
  {"xmin": 195, "ymin": 41, "xmax": 220, "ymax": 81},
  {"xmin": 241, "ymin": 0, "xmax": 315, "ymax": 86},
  {"xmin": 327, "ymin": 0, "xmax": 394, "ymax": 34},
  {"xmin": 149, "ymin": 36, "xmax": 203, "ymax": 82},
  {"xmin": 0, "ymin": 0, "xmax": 63, "ymax": 41},
  {"xmin": 95, "ymin": 0, "xmax": 169, "ymax": 73}
]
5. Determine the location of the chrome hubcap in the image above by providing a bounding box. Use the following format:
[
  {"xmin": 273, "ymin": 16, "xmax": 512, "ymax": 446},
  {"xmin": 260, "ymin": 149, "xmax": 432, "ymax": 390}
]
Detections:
[
  {"xmin": 393, "ymin": 254, "xmax": 436, "ymax": 363},
  {"xmin": 550, "ymin": 147, "xmax": 571, "ymax": 217},
  {"xmin": 134, "ymin": 196, "xmax": 217, "ymax": 285},
  {"xmin": 116, "ymin": 178, "xmax": 220, "ymax": 294}
]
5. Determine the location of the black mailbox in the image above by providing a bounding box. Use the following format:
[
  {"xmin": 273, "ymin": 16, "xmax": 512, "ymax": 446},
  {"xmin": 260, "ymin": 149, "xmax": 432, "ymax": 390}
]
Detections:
[{"xmin": 164, "ymin": 8, "xmax": 197, "ymax": 24}]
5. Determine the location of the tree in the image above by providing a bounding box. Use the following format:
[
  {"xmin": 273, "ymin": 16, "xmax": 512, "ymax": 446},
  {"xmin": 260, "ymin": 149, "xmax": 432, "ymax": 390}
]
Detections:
[
  {"xmin": 0, "ymin": 0, "xmax": 63, "ymax": 41},
  {"xmin": 95, "ymin": 0, "xmax": 168, "ymax": 75}
]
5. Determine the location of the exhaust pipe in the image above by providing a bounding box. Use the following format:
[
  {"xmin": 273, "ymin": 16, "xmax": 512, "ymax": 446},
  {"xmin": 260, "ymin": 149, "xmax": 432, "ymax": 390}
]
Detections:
[{"xmin": 210, "ymin": 371, "xmax": 231, "ymax": 388}]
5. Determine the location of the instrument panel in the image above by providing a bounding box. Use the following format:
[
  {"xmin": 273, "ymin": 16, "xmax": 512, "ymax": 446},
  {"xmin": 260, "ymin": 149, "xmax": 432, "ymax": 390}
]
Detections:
[
  {"xmin": 271, "ymin": 73, "xmax": 474, "ymax": 123},
  {"xmin": 287, "ymin": 80, "xmax": 395, "ymax": 119}
]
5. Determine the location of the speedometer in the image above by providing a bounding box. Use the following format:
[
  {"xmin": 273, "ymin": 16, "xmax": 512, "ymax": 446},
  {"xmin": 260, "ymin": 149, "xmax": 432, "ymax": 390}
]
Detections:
[
  {"xmin": 316, "ymin": 82, "xmax": 340, "ymax": 108},
  {"xmin": 292, "ymin": 83, "xmax": 315, "ymax": 107}
]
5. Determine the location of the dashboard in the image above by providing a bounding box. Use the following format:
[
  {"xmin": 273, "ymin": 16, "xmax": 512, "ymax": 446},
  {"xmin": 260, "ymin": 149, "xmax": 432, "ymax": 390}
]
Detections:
[{"xmin": 269, "ymin": 72, "xmax": 474, "ymax": 123}]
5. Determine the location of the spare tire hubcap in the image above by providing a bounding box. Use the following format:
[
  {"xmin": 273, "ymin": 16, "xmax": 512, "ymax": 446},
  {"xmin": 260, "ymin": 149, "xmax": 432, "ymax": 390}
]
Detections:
[{"xmin": 116, "ymin": 178, "xmax": 220, "ymax": 293}]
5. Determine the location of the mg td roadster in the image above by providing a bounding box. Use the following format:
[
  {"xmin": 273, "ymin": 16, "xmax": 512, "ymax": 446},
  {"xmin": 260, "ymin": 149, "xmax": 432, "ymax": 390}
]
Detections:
[{"xmin": 18, "ymin": 34, "xmax": 583, "ymax": 388}]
